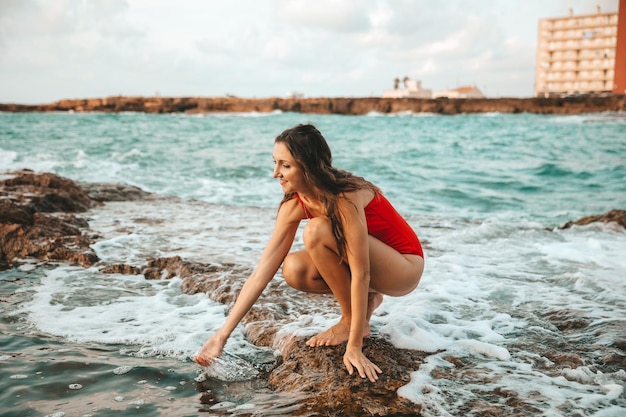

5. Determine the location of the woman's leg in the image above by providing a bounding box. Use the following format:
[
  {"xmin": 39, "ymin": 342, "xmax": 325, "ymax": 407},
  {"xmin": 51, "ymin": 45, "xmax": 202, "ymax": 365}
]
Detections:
[
  {"xmin": 281, "ymin": 217, "xmax": 424, "ymax": 346},
  {"xmin": 282, "ymin": 250, "xmax": 332, "ymax": 294},
  {"xmin": 367, "ymin": 237, "xmax": 424, "ymax": 297},
  {"xmin": 282, "ymin": 249, "xmax": 385, "ymax": 322}
]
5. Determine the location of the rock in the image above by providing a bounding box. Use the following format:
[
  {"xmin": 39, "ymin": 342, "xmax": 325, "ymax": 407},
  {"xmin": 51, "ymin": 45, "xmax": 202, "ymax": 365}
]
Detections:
[
  {"xmin": 264, "ymin": 336, "xmax": 425, "ymax": 416},
  {"xmin": 1, "ymin": 169, "xmax": 94, "ymax": 212},
  {"xmin": 544, "ymin": 352, "xmax": 585, "ymax": 369},
  {"xmin": 0, "ymin": 171, "xmax": 99, "ymax": 267},
  {"xmin": 0, "ymin": 207, "xmax": 98, "ymax": 267},
  {"xmin": 601, "ymin": 352, "xmax": 626, "ymax": 368},
  {"xmin": 100, "ymin": 263, "xmax": 142, "ymax": 275},
  {"xmin": 559, "ymin": 209, "xmax": 626, "ymax": 229},
  {"xmin": 141, "ymin": 256, "xmax": 196, "ymax": 279},
  {"xmin": 545, "ymin": 309, "xmax": 591, "ymax": 330},
  {"xmin": 0, "ymin": 200, "xmax": 34, "ymax": 225},
  {"xmin": 0, "ymin": 170, "xmax": 158, "ymax": 268},
  {"xmin": 81, "ymin": 182, "xmax": 152, "ymax": 202}
]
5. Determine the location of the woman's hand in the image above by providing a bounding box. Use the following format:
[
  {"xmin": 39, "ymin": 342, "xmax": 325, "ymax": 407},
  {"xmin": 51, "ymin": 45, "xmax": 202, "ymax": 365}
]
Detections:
[
  {"xmin": 343, "ymin": 346, "xmax": 382, "ymax": 383},
  {"xmin": 194, "ymin": 333, "xmax": 226, "ymax": 366}
]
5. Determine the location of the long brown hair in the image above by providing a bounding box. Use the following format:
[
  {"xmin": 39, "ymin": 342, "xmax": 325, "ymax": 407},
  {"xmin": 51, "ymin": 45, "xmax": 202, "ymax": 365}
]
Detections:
[{"xmin": 275, "ymin": 124, "xmax": 378, "ymax": 261}]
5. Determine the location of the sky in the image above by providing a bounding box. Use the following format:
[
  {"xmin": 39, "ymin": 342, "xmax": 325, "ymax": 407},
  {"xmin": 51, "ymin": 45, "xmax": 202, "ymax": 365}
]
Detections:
[{"xmin": 0, "ymin": 0, "xmax": 620, "ymax": 103}]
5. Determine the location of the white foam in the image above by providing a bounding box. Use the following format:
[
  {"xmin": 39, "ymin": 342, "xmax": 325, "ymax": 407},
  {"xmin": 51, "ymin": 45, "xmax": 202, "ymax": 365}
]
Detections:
[
  {"xmin": 0, "ymin": 148, "xmax": 18, "ymax": 166},
  {"xmin": 113, "ymin": 366, "xmax": 133, "ymax": 375},
  {"xmin": 265, "ymin": 213, "xmax": 626, "ymax": 415},
  {"xmin": 88, "ymin": 199, "xmax": 276, "ymax": 265},
  {"xmin": 194, "ymin": 109, "xmax": 283, "ymax": 118},
  {"xmin": 452, "ymin": 339, "xmax": 511, "ymax": 361},
  {"xmin": 18, "ymin": 266, "xmax": 262, "ymax": 362},
  {"xmin": 383, "ymin": 216, "xmax": 626, "ymax": 415},
  {"xmin": 379, "ymin": 315, "xmax": 452, "ymax": 352}
]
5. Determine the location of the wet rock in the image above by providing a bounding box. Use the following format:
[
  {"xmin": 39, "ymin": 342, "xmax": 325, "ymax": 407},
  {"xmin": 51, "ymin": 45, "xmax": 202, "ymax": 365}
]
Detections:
[
  {"xmin": 141, "ymin": 256, "xmax": 197, "ymax": 279},
  {"xmin": 0, "ymin": 170, "xmax": 163, "ymax": 267},
  {"xmin": 601, "ymin": 352, "xmax": 626, "ymax": 368},
  {"xmin": 81, "ymin": 182, "xmax": 151, "ymax": 202},
  {"xmin": 0, "ymin": 171, "xmax": 99, "ymax": 267},
  {"xmin": 612, "ymin": 339, "xmax": 626, "ymax": 351},
  {"xmin": 544, "ymin": 352, "xmax": 585, "ymax": 369},
  {"xmin": 1, "ymin": 169, "xmax": 94, "ymax": 213},
  {"xmin": 545, "ymin": 309, "xmax": 591, "ymax": 330},
  {"xmin": 265, "ymin": 336, "xmax": 425, "ymax": 416},
  {"xmin": 100, "ymin": 263, "xmax": 142, "ymax": 275},
  {"xmin": 423, "ymin": 353, "xmax": 547, "ymax": 416},
  {"xmin": 0, "ymin": 200, "xmax": 34, "ymax": 225},
  {"xmin": 110, "ymin": 256, "xmax": 248, "ymax": 287},
  {"xmin": 101, "ymin": 256, "xmax": 256, "ymax": 306},
  {"xmin": 560, "ymin": 209, "xmax": 626, "ymax": 230}
]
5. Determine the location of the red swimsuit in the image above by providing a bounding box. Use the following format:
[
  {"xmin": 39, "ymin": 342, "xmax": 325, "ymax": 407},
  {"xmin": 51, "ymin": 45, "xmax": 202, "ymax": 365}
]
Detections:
[{"xmin": 296, "ymin": 192, "xmax": 423, "ymax": 257}]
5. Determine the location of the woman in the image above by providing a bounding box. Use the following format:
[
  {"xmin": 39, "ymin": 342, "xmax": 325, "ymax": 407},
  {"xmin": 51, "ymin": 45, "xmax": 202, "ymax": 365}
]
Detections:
[{"xmin": 194, "ymin": 124, "xmax": 424, "ymax": 383}]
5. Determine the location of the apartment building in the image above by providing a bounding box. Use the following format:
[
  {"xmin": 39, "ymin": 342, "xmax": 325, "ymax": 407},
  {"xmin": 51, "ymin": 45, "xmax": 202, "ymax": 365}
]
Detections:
[{"xmin": 535, "ymin": 3, "xmax": 624, "ymax": 96}]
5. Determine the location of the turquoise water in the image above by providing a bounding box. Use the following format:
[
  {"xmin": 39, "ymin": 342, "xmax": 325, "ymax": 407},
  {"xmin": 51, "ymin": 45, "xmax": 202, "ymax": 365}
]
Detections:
[
  {"xmin": 1, "ymin": 110, "xmax": 625, "ymax": 416},
  {"xmin": 3, "ymin": 111, "xmax": 625, "ymax": 222}
]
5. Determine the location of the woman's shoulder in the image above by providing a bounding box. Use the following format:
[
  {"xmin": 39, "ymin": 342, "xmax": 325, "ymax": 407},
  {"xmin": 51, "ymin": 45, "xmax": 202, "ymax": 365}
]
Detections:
[
  {"xmin": 339, "ymin": 188, "xmax": 377, "ymax": 209},
  {"xmin": 277, "ymin": 194, "xmax": 307, "ymax": 221}
]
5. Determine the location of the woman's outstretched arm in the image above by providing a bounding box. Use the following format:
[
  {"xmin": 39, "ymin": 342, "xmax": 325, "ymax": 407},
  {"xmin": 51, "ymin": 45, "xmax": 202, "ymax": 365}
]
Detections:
[{"xmin": 194, "ymin": 198, "xmax": 302, "ymax": 366}]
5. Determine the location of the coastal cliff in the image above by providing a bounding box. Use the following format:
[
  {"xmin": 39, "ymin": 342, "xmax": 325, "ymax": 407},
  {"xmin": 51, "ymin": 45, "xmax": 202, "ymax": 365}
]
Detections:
[{"xmin": 1, "ymin": 95, "xmax": 625, "ymax": 115}]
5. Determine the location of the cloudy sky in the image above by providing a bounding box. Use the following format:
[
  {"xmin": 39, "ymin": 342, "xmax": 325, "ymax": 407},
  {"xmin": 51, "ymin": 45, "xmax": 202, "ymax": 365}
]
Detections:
[{"xmin": 0, "ymin": 0, "xmax": 620, "ymax": 103}]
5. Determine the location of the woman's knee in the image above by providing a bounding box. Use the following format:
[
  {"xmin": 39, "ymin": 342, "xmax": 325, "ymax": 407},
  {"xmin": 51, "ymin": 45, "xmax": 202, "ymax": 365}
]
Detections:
[
  {"xmin": 282, "ymin": 253, "xmax": 308, "ymax": 290},
  {"xmin": 302, "ymin": 217, "xmax": 332, "ymax": 249}
]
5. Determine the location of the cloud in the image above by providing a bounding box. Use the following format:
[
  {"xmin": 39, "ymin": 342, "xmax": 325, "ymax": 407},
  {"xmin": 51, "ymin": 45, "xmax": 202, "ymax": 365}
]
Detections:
[
  {"xmin": 275, "ymin": 0, "xmax": 372, "ymax": 33},
  {"xmin": 0, "ymin": 0, "xmax": 620, "ymax": 102}
]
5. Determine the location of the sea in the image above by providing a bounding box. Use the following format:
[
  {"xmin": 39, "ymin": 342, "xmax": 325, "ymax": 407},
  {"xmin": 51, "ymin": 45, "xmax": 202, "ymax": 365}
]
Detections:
[{"xmin": 1, "ymin": 110, "xmax": 625, "ymax": 416}]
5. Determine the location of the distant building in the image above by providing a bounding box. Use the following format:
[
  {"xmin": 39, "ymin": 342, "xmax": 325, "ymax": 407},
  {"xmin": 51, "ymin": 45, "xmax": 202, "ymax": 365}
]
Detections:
[
  {"xmin": 614, "ymin": 0, "xmax": 626, "ymax": 94},
  {"xmin": 285, "ymin": 91, "xmax": 304, "ymax": 99},
  {"xmin": 433, "ymin": 85, "xmax": 485, "ymax": 99},
  {"xmin": 383, "ymin": 77, "xmax": 432, "ymax": 98},
  {"xmin": 535, "ymin": 3, "xmax": 624, "ymax": 97}
]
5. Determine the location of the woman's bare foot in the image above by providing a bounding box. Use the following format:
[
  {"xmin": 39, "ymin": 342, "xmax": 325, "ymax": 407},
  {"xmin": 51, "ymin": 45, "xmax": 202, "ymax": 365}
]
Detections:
[
  {"xmin": 306, "ymin": 318, "xmax": 351, "ymax": 346},
  {"xmin": 306, "ymin": 293, "xmax": 384, "ymax": 347}
]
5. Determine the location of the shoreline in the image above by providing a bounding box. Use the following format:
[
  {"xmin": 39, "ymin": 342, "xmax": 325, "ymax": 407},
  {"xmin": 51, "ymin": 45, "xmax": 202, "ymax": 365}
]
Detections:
[{"xmin": 1, "ymin": 95, "xmax": 626, "ymax": 115}]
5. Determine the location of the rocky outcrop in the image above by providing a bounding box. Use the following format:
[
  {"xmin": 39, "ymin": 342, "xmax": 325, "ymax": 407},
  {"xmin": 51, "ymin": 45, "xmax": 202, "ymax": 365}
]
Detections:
[
  {"xmin": 263, "ymin": 336, "xmax": 425, "ymax": 416},
  {"xmin": 1, "ymin": 94, "xmax": 625, "ymax": 115},
  {"xmin": 0, "ymin": 170, "xmax": 151, "ymax": 268},
  {"xmin": 559, "ymin": 209, "xmax": 626, "ymax": 229},
  {"xmin": 0, "ymin": 170, "xmax": 98, "ymax": 267}
]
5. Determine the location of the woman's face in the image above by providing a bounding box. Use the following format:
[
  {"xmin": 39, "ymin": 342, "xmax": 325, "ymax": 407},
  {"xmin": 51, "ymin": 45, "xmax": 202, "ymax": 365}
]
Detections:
[{"xmin": 272, "ymin": 142, "xmax": 309, "ymax": 194}]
